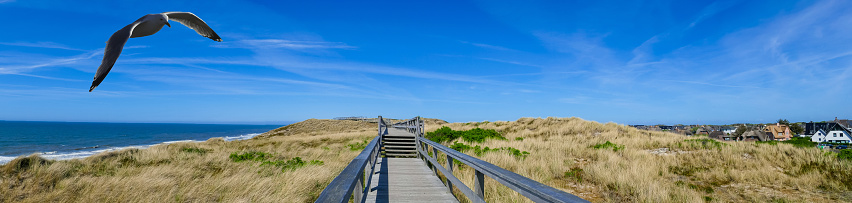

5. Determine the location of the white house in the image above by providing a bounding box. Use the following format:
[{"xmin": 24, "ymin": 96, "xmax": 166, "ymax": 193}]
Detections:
[
  {"xmin": 722, "ymin": 127, "xmax": 737, "ymax": 135},
  {"xmin": 825, "ymin": 124, "xmax": 852, "ymax": 144},
  {"xmin": 811, "ymin": 129, "xmax": 827, "ymax": 143}
]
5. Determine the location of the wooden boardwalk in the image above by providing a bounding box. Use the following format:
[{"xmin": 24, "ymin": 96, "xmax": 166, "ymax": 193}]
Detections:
[
  {"xmin": 316, "ymin": 116, "xmax": 589, "ymax": 203},
  {"xmin": 365, "ymin": 158, "xmax": 458, "ymax": 203},
  {"xmin": 365, "ymin": 127, "xmax": 457, "ymax": 202}
]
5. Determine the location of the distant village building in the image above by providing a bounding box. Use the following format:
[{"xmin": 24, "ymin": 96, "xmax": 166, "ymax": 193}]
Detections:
[
  {"xmin": 677, "ymin": 129, "xmax": 694, "ymax": 136},
  {"xmin": 740, "ymin": 130, "xmax": 772, "ymax": 141},
  {"xmin": 837, "ymin": 119, "xmax": 852, "ymax": 131},
  {"xmin": 765, "ymin": 123, "xmax": 792, "ymax": 141},
  {"xmin": 709, "ymin": 131, "xmax": 737, "ymax": 141},
  {"xmin": 721, "ymin": 126, "xmax": 737, "ymax": 135},
  {"xmin": 811, "ymin": 129, "xmax": 827, "ymax": 143},
  {"xmin": 802, "ymin": 118, "xmax": 852, "ymax": 142},
  {"xmin": 825, "ymin": 123, "xmax": 852, "ymax": 144},
  {"xmin": 804, "ymin": 122, "xmax": 832, "ymax": 136},
  {"xmin": 695, "ymin": 127, "xmax": 710, "ymax": 135}
]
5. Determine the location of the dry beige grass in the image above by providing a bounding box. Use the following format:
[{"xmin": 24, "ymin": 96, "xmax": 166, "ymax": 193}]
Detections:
[
  {"xmin": 0, "ymin": 119, "xmax": 377, "ymax": 203},
  {"xmin": 3, "ymin": 117, "xmax": 850, "ymax": 203},
  {"xmin": 425, "ymin": 117, "xmax": 852, "ymax": 202}
]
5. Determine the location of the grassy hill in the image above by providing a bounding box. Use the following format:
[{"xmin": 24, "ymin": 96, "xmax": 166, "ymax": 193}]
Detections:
[
  {"xmin": 2, "ymin": 117, "xmax": 850, "ymax": 202},
  {"xmin": 427, "ymin": 117, "xmax": 852, "ymax": 202},
  {"xmin": 0, "ymin": 119, "xmax": 376, "ymax": 202}
]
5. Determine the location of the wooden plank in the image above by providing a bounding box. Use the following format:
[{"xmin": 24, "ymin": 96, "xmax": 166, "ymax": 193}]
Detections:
[
  {"xmin": 382, "ymin": 141, "xmax": 416, "ymax": 145},
  {"xmin": 365, "ymin": 158, "xmax": 458, "ymax": 203}
]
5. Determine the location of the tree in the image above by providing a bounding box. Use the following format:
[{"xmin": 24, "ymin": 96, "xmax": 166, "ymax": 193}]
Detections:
[
  {"xmin": 777, "ymin": 119, "xmax": 790, "ymax": 126},
  {"xmin": 734, "ymin": 124, "xmax": 748, "ymax": 137},
  {"xmin": 789, "ymin": 123, "xmax": 804, "ymax": 135}
]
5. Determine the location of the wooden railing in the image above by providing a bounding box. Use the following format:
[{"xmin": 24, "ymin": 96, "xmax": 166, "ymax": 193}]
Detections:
[
  {"xmin": 316, "ymin": 116, "xmax": 589, "ymax": 203},
  {"xmin": 392, "ymin": 116, "xmax": 424, "ymax": 136},
  {"xmin": 396, "ymin": 118, "xmax": 590, "ymax": 203},
  {"xmin": 314, "ymin": 116, "xmax": 386, "ymax": 203}
]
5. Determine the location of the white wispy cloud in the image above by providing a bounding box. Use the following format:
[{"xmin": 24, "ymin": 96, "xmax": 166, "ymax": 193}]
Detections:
[
  {"xmin": 0, "ymin": 49, "xmax": 102, "ymax": 75},
  {"xmin": 212, "ymin": 39, "xmax": 356, "ymax": 50},
  {"xmin": 0, "ymin": 41, "xmax": 86, "ymax": 51},
  {"xmin": 687, "ymin": 0, "xmax": 739, "ymax": 29},
  {"xmin": 476, "ymin": 57, "xmax": 544, "ymax": 68},
  {"xmin": 459, "ymin": 41, "xmax": 515, "ymax": 51}
]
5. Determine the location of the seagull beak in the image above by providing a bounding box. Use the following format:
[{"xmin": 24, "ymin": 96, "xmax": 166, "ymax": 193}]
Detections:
[{"xmin": 165, "ymin": 22, "xmax": 171, "ymax": 27}]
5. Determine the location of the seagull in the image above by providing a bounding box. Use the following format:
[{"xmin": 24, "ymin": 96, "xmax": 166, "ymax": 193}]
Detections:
[{"xmin": 89, "ymin": 12, "xmax": 222, "ymax": 92}]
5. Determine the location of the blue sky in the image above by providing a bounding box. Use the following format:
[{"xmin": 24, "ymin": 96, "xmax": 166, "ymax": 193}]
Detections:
[{"xmin": 0, "ymin": 0, "xmax": 850, "ymax": 125}]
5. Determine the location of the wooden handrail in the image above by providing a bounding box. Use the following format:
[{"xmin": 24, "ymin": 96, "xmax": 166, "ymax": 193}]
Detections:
[
  {"xmin": 314, "ymin": 116, "xmax": 385, "ymax": 203},
  {"xmin": 318, "ymin": 116, "xmax": 588, "ymax": 203},
  {"xmin": 417, "ymin": 138, "xmax": 589, "ymax": 203},
  {"xmin": 391, "ymin": 117, "xmax": 589, "ymax": 203}
]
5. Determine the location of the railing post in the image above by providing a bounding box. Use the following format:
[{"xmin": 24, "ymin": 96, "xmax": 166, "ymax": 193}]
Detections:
[
  {"xmin": 431, "ymin": 147, "xmax": 439, "ymax": 178},
  {"xmin": 354, "ymin": 169, "xmax": 363, "ymax": 202},
  {"xmin": 446, "ymin": 154, "xmax": 454, "ymax": 196},
  {"xmin": 474, "ymin": 170, "xmax": 485, "ymax": 200},
  {"xmin": 415, "ymin": 138, "xmax": 422, "ymax": 159}
]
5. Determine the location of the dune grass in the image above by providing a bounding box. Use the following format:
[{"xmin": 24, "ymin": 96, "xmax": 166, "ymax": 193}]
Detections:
[
  {"xmin": 3, "ymin": 117, "xmax": 851, "ymax": 202},
  {"xmin": 0, "ymin": 119, "xmax": 376, "ymax": 203},
  {"xmin": 423, "ymin": 117, "xmax": 852, "ymax": 202}
]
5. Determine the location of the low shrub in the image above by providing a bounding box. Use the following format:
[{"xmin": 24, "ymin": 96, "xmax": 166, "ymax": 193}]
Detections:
[
  {"xmin": 564, "ymin": 167, "xmax": 584, "ymax": 182},
  {"xmin": 261, "ymin": 157, "xmax": 324, "ymax": 171},
  {"xmin": 838, "ymin": 149, "xmax": 852, "ymax": 161},
  {"xmin": 229, "ymin": 151, "xmax": 273, "ymax": 162},
  {"xmin": 346, "ymin": 140, "xmax": 369, "ymax": 151},
  {"xmin": 783, "ymin": 137, "xmax": 816, "ymax": 148},
  {"xmin": 449, "ymin": 142, "xmax": 529, "ymax": 159},
  {"xmin": 425, "ymin": 126, "xmax": 505, "ymax": 143},
  {"xmin": 230, "ymin": 151, "xmax": 323, "ymax": 172},
  {"xmin": 592, "ymin": 141, "xmax": 625, "ymax": 152},
  {"xmin": 181, "ymin": 147, "xmax": 211, "ymax": 154}
]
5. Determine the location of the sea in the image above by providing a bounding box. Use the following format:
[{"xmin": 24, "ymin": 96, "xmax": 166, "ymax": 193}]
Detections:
[{"xmin": 0, "ymin": 121, "xmax": 285, "ymax": 165}]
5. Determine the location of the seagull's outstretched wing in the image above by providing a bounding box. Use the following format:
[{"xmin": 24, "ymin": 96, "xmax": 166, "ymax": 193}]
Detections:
[
  {"xmin": 90, "ymin": 22, "xmax": 140, "ymax": 92},
  {"xmin": 163, "ymin": 12, "xmax": 222, "ymax": 42}
]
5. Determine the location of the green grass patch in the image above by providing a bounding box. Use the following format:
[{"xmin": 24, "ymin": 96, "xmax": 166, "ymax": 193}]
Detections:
[
  {"xmin": 591, "ymin": 141, "xmax": 625, "ymax": 152},
  {"xmin": 682, "ymin": 138, "xmax": 727, "ymax": 150},
  {"xmin": 564, "ymin": 167, "xmax": 584, "ymax": 182},
  {"xmin": 757, "ymin": 137, "xmax": 817, "ymax": 148},
  {"xmin": 688, "ymin": 183, "xmax": 714, "ymax": 193},
  {"xmin": 783, "ymin": 137, "xmax": 816, "ymax": 148},
  {"xmin": 426, "ymin": 126, "xmax": 505, "ymax": 143},
  {"xmin": 515, "ymin": 137, "xmax": 524, "ymax": 141},
  {"xmin": 449, "ymin": 142, "xmax": 529, "ymax": 159},
  {"xmin": 229, "ymin": 151, "xmax": 273, "ymax": 162},
  {"xmin": 347, "ymin": 140, "xmax": 370, "ymax": 151},
  {"xmin": 230, "ymin": 151, "xmax": 323, "ymax": 172},
  {"xmin": 260, "ymin": 157, "xmax": 324, "ymax": 171},
  {"xmin": 838, "ymin": 149, "xmax": 852, "ymax": 161},
  {"xmin": 181, "ymin": 147, "xmax": 211, "ymax": 154}
]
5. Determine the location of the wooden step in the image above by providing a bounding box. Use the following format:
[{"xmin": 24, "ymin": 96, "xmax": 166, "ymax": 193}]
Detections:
[
  {"xmin": 384, "ymin": 149, "xmax": 418, "ymax": 153},
  {"xmin": 384, "ymin": 145, "xmax": 416, "ymax": 150},
  {"xmin": 382, "ymin": 141, "xmax": 416, "ymax": 145},
  {"xmin": 383, "ymin": 136, "xmax": 416, "ymax": 140},
  {"xmin": 383, "ymin": 137, "xmax": 416, "ymax": 142},
  {"xmin": 384, "ymin": 153, "xmax": 418, "ymax": 158}
]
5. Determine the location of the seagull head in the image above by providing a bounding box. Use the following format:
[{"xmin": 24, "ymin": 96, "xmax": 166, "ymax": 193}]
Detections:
[{"xmin": 159, "ymin": 14, "xmax": 171, "ymax": 27}]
